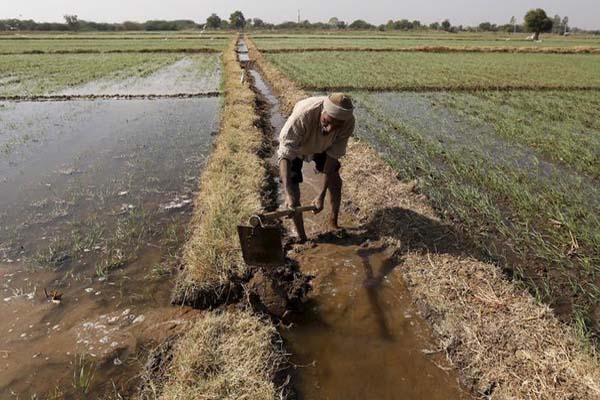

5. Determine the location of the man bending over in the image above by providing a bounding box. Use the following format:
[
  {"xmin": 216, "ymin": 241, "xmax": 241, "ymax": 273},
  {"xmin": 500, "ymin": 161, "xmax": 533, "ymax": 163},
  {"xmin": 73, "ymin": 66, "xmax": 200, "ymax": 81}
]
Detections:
[{"xmin": 278, "ymin": 93, "xmax": 355, "ymax": 242}]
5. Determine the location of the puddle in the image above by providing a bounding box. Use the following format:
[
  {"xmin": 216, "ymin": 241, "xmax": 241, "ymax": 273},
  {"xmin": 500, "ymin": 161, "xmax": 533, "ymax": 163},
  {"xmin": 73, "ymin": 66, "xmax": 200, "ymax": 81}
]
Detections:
[
  {"xmin": 0, "ymin": 97, "xmax": 219, "ymax": 397},
  {"xmin": 248, "ymin": 57, "xmax": 469, "ymax": 398},
  {"xmin": 57, "ymin": 56, "xmax": 221, "ymax": 96}
]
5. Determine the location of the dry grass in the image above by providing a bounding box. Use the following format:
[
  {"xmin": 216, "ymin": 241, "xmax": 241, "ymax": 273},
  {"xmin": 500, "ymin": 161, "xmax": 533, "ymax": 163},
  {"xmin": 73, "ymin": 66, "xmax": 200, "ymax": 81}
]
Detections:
[
  {"xmin": 246, "ymin": 35, "xmax": 600, "ymax": 399},
  {"xmin": 262, "ymin": 46, "xmax": 600, "ymax": 54},
  {"xmin": 143, "ymin": 38, "xmax": 288, "ymax": 400},
  {"xmin": 173, "ymin": 37, "xmax": 267, "ymax": 299},
  {"xmin": 157, "ymin": 309, "xmax": 287, "ymax": 400}
]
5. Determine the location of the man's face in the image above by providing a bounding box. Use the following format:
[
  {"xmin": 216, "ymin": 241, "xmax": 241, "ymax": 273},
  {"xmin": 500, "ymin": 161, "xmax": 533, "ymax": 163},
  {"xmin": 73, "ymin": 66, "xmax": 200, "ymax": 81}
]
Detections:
[{"xmin": 320, "ymin": 112, "xmax": 344, "ymax": 135}]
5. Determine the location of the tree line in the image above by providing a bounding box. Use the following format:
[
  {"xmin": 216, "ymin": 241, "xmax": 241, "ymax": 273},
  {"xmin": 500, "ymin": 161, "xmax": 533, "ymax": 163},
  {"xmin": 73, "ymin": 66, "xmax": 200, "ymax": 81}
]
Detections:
[{"xmin": 1, "ymin": 9, "xmax": 597, "ymax": 35}]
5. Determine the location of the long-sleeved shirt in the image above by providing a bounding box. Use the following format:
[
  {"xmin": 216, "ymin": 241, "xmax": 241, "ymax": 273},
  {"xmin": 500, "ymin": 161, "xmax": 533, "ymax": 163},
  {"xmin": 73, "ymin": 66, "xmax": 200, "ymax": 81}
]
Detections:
[{"xmin": 277, "ymin": 96, "xmax": 355, "ymax": 161}]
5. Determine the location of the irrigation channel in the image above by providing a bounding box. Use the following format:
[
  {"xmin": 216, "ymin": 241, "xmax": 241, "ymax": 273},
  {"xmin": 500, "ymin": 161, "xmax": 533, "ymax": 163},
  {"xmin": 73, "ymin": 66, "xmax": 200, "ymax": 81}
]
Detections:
[
  {"xmin": 0, "ymin": 63, "xmax": 220, "ymax": 396},
  {"xmin": 242, "ymin": 39, "xmax": 469, "ymax": 399}
]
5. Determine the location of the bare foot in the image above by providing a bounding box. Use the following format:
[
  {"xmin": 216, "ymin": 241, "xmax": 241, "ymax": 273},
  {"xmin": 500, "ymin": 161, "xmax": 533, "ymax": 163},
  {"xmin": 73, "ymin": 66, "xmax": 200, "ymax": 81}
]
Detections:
[{"xmin": 327, "ymin": 218, "xmax": 340, "ymax": 231}]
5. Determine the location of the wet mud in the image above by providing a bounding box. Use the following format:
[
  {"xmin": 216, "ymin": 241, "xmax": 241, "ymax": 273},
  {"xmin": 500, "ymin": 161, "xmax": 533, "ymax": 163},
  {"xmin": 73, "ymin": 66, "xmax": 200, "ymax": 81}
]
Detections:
[
  {"xmin": 0, "ymin": 98, "xmax": 219, "ymax": 397},
  {"xmin": 248, "ymin": 63, "xmax": 470, "ymax": 398}
]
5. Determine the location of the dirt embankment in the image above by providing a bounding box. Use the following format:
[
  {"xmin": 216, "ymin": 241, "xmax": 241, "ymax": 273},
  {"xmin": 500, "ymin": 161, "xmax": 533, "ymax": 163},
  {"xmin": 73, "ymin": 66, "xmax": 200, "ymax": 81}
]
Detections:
[
  {"xmin": 246, "ymin": 35, "xmax": 600, "ymax": 399},
  {"xmin": 139, "ymin": 38, "xmax": 292, "ymax": 399}
]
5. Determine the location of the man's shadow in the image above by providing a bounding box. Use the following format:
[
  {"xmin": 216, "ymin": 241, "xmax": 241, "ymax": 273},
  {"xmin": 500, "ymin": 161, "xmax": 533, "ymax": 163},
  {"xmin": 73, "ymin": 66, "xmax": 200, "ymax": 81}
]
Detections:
[{"xmin": 304, "ymin": 206, "xmax": 493, "ymax": 340}]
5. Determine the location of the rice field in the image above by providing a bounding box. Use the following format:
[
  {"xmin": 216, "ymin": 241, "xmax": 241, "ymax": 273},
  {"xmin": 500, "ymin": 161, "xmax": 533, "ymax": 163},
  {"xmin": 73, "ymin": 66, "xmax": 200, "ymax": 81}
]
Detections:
[
  {"xmin": 0, "ymin": 53, "xmax": 221, "ymax": 95},
  {"xmin": 266, "ymin": 52, "xmax": 600, "ymax": 90},
  {"xmin": 253, "ymin": 33, "xmax": 600, "ymax": 343},
  {"xmin": 352, "ymin": 91, "xmax": 599, "ymax": 330},
  {"xmin": 1, "ymin": 28, "xmax": 599, "ymax": 399},
  {"xmin": 0, "ymin": 33, "xmax": 228, "ymax": 398},
  {"xmin": 0, "ymin": 37, "xmax": 229, "ymax": 54},
  {"xmin": 253, "ymin": 33, "xmax": 600, "ymax": 50}
]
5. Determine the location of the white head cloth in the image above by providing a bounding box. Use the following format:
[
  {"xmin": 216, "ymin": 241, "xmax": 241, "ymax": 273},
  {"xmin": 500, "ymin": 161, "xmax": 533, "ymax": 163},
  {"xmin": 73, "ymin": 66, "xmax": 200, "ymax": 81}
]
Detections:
[{"xmin": 323, "ymin": 96, "xmax": 354, "ymax": 121}]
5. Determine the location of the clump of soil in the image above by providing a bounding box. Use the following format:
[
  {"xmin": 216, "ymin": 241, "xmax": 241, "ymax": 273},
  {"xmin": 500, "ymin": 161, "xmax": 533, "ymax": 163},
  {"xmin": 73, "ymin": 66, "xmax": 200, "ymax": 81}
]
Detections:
[{"xmin": 247, "ymin": 262, "xmax": 312, "ymax": 319}]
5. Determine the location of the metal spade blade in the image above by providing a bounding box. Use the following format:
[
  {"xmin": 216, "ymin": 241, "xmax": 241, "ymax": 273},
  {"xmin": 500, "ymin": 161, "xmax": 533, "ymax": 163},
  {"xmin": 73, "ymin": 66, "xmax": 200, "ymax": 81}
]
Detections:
[{"xmin": 237, "ymin": 224, "xmax": 285, "ymax": 267}]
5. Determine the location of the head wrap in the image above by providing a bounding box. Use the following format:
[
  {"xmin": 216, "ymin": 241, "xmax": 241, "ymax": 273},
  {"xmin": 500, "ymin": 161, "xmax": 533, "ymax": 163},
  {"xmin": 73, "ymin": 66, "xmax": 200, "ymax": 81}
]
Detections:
[{"xmin": 323, "ymin": 94, "xmax": 354, "ymax": 121}]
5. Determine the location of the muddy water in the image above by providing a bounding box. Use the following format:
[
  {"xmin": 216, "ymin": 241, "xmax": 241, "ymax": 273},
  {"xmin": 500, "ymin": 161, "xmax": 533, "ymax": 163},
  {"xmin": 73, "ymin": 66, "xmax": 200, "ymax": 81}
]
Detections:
[
  {"xmin": 0, "ymin": 98, "xmax": 218, "ymax": 398},
  {"xmin": 249, "ymin": 68, "xmax": 469, "ymax": 398}
]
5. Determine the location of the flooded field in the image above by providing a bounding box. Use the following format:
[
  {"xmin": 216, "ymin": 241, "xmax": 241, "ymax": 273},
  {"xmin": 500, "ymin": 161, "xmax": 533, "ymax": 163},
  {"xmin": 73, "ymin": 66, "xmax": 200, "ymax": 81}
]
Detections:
[
  {"xmin": 0, "ymin": 53, "xmax": 221, "ymax": 97},
  {"xmin": 250, "ymin": 67, "xmax": 468, "ymax": 399},
  {"xmin": 58, "ymin": 56, "xmax": 221, "ymax": 95},
  {"xmin": 352, "ymin": 91, "xmax": 599, "ymax": 335},
  {"xmin": 0, "ymin": 97, "xmax": 219, "ymax": 397}
]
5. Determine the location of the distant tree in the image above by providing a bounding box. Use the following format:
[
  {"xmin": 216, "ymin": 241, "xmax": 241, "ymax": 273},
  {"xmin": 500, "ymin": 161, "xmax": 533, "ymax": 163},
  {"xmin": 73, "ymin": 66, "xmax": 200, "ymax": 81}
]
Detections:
[
  {"xmin": 479, "ymin": 22, "xmax": 496, "ymax": 32},
  {"xmin": 510, "ymin": 16, "xmax": 517, "ymax": 33},
  {"xmin": 562, "ymin": 16, "xmax": 569, "ymax": 34},
  {"xmin": 394, "ymin": 19, "xmax": 413, "ymax": 30},
  {"xmin": 525, "ymin": 9, "xmax": 553, "ymax": 40},
  {"xmin": 251, "ymin": 18, "xmax": 265, "ymax": 28},
  {"xmin": 328, "ymin": 17, "xmax": 339, "ymax": 28},
  {"xmin": 349, "ymin": 19, "xmax": 374, "ymax": 30},
  {"xmin": 385, "ymin": 19, "xmax": 395, "ymax": 30},
  {"xmin": 429, "ymin": 22, "xmax": 440, "ymax": 30},
  {"xmin": 552, "ymin": 14, "xmax": 562, "ymax": 33},
  {"xmin": 412, "ymin": 20, "xmax": 421, "ymax": 29},
  {"xmin": 229, "ymin": 10, "xmax": 246, "ymax": 29},
  {"xmin": 205, "ymin": 13, "xmax": 221, "ymax": 29},
  {"xmin": 122, "ymin": 21, "xmax": 143, "ymax": 31},
  {"xmin": 63, "ymin": 14, "xmax": 79, "ymax": 31},
  {"xmin": 441, "ymin": 19, "xmax": 451, "ymax": 31},
  {"xmin": 220, "ymin": 20, "xmax": 230, "ymax": 30}
]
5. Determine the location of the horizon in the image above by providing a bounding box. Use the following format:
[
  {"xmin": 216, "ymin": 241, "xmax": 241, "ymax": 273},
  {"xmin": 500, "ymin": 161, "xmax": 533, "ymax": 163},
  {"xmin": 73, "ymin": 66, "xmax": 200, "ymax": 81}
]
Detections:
[{"xmin": 1, "ymin": 1, "xmax": 599, "ymax": 30}]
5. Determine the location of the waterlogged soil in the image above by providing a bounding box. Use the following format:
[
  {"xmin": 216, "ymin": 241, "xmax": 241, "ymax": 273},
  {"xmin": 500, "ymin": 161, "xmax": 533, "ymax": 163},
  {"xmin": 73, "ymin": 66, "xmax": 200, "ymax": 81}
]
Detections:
[
  {"xmin": 0, "ymin": 98, "xmax": 219, "ymax": 398},
  {"xmin": 250, "ymin": 68, "xmax": 468, "ymax": 399},
  {"xmin": 354, "ymin": 91, "xmax": 598, "ymax": 190},
  {"xmin": 57, "ymin": 56, "xmax": 221, "ymax": 96}
]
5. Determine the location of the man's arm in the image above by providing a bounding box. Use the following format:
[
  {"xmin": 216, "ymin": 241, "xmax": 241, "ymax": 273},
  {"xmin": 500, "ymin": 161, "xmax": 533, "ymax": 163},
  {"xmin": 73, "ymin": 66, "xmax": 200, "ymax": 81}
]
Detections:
[{"xmin": 279, "ymin": 158, "xmax": 297, "ymax": 208}]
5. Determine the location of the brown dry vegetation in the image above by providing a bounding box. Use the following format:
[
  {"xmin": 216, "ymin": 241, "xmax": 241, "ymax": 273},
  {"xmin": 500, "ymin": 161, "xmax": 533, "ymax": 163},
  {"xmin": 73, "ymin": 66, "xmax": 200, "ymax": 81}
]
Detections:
[
  {"xmin": 246, "ymin": 35, "xmax": 600, "ymax": 399},
  {"xmin": 150, "ymin": 309, "xmax": 287, "ymax": 400},
  {"xmin": 172, "ymin": 38, "xmax": 267, "ymax": 303},
  {"xmin": 142, "ymin": 38, "xmax": 288, "ymax": 400},
  {"xmin": 262, "ymin": 45, "xmax": 600, "ymax": 54}
]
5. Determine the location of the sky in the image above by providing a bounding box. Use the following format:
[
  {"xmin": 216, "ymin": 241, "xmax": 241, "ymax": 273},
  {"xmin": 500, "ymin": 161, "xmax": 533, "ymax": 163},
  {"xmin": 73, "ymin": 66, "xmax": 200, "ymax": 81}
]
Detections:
[{"xmin": 2, "ymin": 0, "xmax": 599, "ymax": 30}]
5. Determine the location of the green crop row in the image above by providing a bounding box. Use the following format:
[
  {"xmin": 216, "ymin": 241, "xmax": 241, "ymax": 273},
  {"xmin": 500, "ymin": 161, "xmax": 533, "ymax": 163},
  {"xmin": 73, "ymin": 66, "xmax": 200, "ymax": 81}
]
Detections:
[
  {"xmin": 0, "ymin": 37, "xmax": 229, "ymax": 54},
  {"xmin": 0, "ymin": 53, "xmax": 220, "ymax": 95},
  {"xmin": 267, "ymin": 52, "xmax": 600, "ymax": 89},
  {"xmin": 253, "ymin": 33, "xmax": 600, "ymax": 50}
]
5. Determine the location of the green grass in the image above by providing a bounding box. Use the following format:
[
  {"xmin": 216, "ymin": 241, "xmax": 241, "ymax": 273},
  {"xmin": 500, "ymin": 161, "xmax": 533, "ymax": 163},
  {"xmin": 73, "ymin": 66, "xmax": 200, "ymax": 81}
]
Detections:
[
  {"xmin": 352, "ymin": 91, "xmax": 599, "ymax": 338},
  {"xmin": 253, "ymin": 33, "xmax": 600, "ymax": 50},
  {"xmin": 0, "ymin": 37, "xmax": 229, "ymax": 53},
  {"xmin": 266, "ymin": 52, "xmax": 600, "ymax": 90},
  {"xmin": 0, "ymin": 53, "xmax": 215, "ymax": 95},
  {"xmin": 432, "ymin": 91, "xmax": 600, "ymax": 177}
]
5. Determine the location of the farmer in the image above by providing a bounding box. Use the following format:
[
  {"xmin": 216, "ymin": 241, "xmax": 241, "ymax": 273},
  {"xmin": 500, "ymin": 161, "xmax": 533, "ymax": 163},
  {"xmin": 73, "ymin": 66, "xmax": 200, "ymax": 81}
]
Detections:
[{"xmin": 278, "ymin": 93, "xmax": 355, "ymax": 242}]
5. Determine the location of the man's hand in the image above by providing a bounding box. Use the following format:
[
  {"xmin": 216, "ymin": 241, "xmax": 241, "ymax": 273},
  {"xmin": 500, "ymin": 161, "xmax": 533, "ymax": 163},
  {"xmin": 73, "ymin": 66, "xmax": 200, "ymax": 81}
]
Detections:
[
  {"xmin": 285, "ymin": 193, "xmax": 295, "ymax": 210},
  {"xmin": 312, "ymin": 193, "xmax": 325, "ymax": 214}
]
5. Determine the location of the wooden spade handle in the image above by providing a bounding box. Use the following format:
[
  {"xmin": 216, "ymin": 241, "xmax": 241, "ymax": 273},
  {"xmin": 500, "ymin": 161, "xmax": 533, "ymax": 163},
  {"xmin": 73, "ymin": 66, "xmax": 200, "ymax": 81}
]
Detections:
[
  {"xmin": 262, "ymin": 205, "xmax": 317, "ymax": 220},
  {"xmin": 249, "ymin": 205, "xmax": 317, "ymax": 227}
]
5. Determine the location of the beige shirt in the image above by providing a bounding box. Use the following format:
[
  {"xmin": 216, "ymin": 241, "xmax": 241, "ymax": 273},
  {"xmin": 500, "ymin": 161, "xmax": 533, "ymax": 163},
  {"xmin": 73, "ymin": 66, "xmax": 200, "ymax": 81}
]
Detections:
[{"xmin": 278, "ymin": 96, "xmax": 355, "ymax": 161}]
